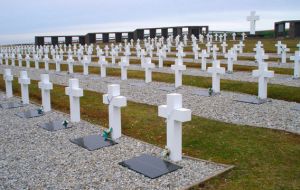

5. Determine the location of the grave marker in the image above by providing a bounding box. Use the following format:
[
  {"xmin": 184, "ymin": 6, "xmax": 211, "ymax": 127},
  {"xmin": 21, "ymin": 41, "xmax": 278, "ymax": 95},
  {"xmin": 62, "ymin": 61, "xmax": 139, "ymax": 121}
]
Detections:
[
  {"xmin": 18, "ymin": 71, "xmax": 31, "ymax": 104},
  {"xmin": 38, "ymin": 74, "xmax": 53, "ymax": 112},
  {"xmin": 65, "ymin": 79, "xmax": 83, "ymax": 122},
  {"xmin": 4, "ymin": 69, "xmax": 13, "ymax": 98},
  {"xmin": 207, "ymin": 60, "xmax": 225, "ymax": 93}
]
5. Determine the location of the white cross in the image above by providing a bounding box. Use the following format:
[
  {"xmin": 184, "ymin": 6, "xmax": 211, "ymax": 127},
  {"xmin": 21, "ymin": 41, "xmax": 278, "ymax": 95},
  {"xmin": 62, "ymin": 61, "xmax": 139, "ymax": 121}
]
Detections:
[
  {"xmin": 38, "ymin": 74, "xmax": 53, "ymax": 112},
  {"xmin": 55, "ymin": 55, "xmax": 62, "ymax": 72},
  {"xmin": 4, "ymin": 69, "xmax": 13, "ymax": 98},
  {"xmin": 103, "ymin": 84, "xmax": 127, "ymax": 140},
  {"xmin": 247, "ymin": 11, "xmax": 260, "ymax": 35},
  {"xmin": 232, "ymin": 33, "xmax": 236, "ymax": 41},
  {"xmin": 119, "ymin": 56, "xmax": 129, "ymax": 80},
  {"xmin": 11, "ymin": 53, "xmax": 16, "ymax": 67},
  {"xmin": 0, "ymin": 53, "xmax": 3, "ymax": 65},
  {"xmin": 241, "ymin": 32, "xmax": 247, "ymax": 41},
  {"xmin": 238, "ymin": 41, "xmax": 245, "ymax": 53},
  {"xmin": 43, "ymin": 54, "xmax": 50, "ymax": 71},
  {"xmin": 255, "ymin": 49, "xmax": 269, "ymax": 64},
  {"xmin": 104, "ymin": 45, "xmax": 109, "ymax": 57},
  {"xmin": 25, "ymin": 54, "xmax": 30, "ymax": 68},
  {"xmin": 280, "ymin": 45, "xmax": 290, "ymax": 64},
  {"xmin": 290, "ymin": 51, "xmax": 300, "ymax": 78},
  {"xmin": 224, "ymin": 49, "xmax": 237, "ymax": 73},
  {"xmin": 252, "ymin": 62, "xmax": 274, "ymax": 99},
  {"xmin": 211, "ymin": 45, "xmax": 219, "ymax": 60},
  {"xmin": 253, "ymin": 41, "xmax": 264, "ymax": 54},
  {"xmin": 275, "ymin": 41, "xmax": 282, "ymax": 55},
  {"xmin": 67, "ymin": 55, "xmax": 74, "ymax": 74},
  {"xmin": 221, "ymin": 42, "xmax": 228, "ymax": 54},
  {"xmin": 206, "ymin": 42, "xmax": 212, "ymax": 53},
  {"xmin": 142, "ymin": 57, "xmax": 155, "ymax": 83},
  {"xmin": 98, "ymin": 56, "xmax": 108, "ymax": 78},
  {"xmin": 18, "ymin": 71, "xmax": 31, "ymax": 104},
  {"xmin": 157, "ymin": 49, "xmax": 166, "ymax": 68},
  {"xmin": 171, "ymin": 58, "xmax": 186, "ymax": 88},
  {"xmin": 34, "ymin": 54, "xmax": 40, "ymax": 69},
  {"xmin": 18, "ymin": 54, "xmax": 23, "ymax": 67},
  {"xmin": 192, "ymin": 44, "xmax": 200, "ymax": 60},
  {"xmin": 82, "ymin": 55, "xmax": 90, "ymax": 75},
  {"xmin": 207, "ymin": 60, "xmax": 225, "ymax": 93},
  {"xmin": 158, "ymin": 93, "xmax": 191, "ymax": 162},
  {"xmin": 65, "ymin": 78, "xmax": 83, "ymax": 122},
  {"xmin": 110, "ymin": 49, "xmax": 116, "ymax": 64},
  {"xmin": 199, "ymin": 50, "xmax": 210, "ymax": 71}
]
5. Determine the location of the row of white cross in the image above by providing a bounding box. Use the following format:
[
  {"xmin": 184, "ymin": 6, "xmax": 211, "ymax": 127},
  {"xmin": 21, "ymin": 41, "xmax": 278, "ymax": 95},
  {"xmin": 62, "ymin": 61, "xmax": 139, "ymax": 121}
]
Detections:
[{"xmin": 3, "ymin": 69, "xmax": 191, "ymax": 162}]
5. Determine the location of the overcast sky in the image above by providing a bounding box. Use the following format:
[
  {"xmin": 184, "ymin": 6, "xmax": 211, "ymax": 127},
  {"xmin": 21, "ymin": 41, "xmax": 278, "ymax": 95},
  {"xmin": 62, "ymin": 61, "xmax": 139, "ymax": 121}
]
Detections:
[{"xmin": 0, "ymin": 0, "xmax": 299, "ymax": 44}]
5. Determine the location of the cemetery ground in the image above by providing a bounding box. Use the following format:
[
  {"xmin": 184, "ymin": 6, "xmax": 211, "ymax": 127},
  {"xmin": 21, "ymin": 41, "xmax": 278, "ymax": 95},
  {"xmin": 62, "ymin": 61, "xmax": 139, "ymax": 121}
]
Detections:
[{"xmin": 0, "ymin": 75, "xmax": 300, "ymax": 190}]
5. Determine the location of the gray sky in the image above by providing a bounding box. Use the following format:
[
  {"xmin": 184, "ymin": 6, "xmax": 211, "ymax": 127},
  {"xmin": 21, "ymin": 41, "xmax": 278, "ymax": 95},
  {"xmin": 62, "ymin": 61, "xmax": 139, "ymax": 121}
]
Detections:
[{"xmin": 0, "ymin": 0, "xmax": 299, "ymax": 44}]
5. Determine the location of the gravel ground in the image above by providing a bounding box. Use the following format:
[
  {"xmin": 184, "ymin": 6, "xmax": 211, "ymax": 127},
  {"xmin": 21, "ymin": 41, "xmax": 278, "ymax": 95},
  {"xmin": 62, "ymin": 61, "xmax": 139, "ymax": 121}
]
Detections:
[
  {"xmin": 1, "ymin": 65, "xmax": 300, "ymax": 135},
  {"xmin": 0, "ymin": 94, "xmax": 231, "ymax": 189}
]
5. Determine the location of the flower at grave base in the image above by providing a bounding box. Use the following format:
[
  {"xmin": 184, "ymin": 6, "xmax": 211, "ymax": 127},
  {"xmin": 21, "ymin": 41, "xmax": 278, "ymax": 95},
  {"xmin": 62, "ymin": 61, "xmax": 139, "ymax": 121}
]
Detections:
[
  {"xmin": 102, "ymin": 127, "xmax": 113, "ymax": 141},
  {"xmin": 161, "ymin": 146, "xmax": 170, "ymax": 159},
  {"xmin": 208, "ymin": 88, "xmax": 213, "ymax": 96},
  {"xmin": 37, "ymin": 106, "xmax": 44, "ymax": 114},
  {"xmin": 62, "ymin": 120, "xmax": 69, "ymax": 128}
]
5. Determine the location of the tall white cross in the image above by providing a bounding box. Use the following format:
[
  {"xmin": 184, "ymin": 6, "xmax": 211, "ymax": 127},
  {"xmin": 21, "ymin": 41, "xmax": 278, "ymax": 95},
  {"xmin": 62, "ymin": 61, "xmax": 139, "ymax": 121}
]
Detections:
[
  {"xmin": 65, "ymin": 79, "xmax": 83, "ymax": 122},
  {"xmin": 43, "ymin": 54, "xmax": 50, "ymax": 71},
  {"xmin": 275, "ymin": 41, "xmax": 282, "ymax": 55},
  {"xmin": 98, "ymin": 56, "xmax": 108, "ymax": 78},
  {"xmin": 11, "ymin": 53, "xmax": 16, "ymax": 67},
  {"xmin": 247, "ymin": 11, "xmax": 260, "ymax": 35},
  {"xmin": 38, "ymin": 74, "xmax": 53, "ymax": 112},
  {"xmin": 221, "ymin": 42, "xmax": 228, "ymax": 54},
  {"xmin": 18, "ymin": 71, "xmax": 31, "ymax": 104},
  {"xmin": 82, "ymin": 55, "xmax": 90, "ymax": 75},
  {"xmin": 18, "ymin": 54, "xmax": 23, "ymax": 67},
  {"xmin": 142, "ymin": 57, "xmax": 155, "ymax": 83},
  {"xmin": 158, "ymin": 93, "xmax": 191, "ymax": 162},
  {"xmin": 252, "ymin": 62, "xmax": 274, "ymax": 99},
  {"xmin": 171, "ymin": 58, "xmax": 186, "ymax": 88},
  {"xmin": 207, "ymin": 60, "xmax": 225, "ymax": 93},
  {"xmin": 199, "ymin": 50, "xmax": 210, "ymax": 71},
  {"xmin": 34, "ymin": 54, "xmax": 40, "ymax": 69},
  {"xmin": 55, "ymin": 55, "xmax": 62, "ymax": 72},
  {"xmin": 25, "ymin": 54, "xmax": 31, "ymax": 68},
  {"xmin": 290, "ymin": 51, "xmax": 300, "ymax": 78},
  {"xmin": 110, "ymin": 49, "xmax": 116, "ymax": 65},
  {"xmin": 212, "ymin": 45, "xmax": 219, "ymax": 60},
  {"xmin": 224, "ymin": 49, "xmax": 237, "ymax": 73},
  {"xmin": 4, "ymin": 69, "xmax": 13, "ymax": 98},
  {"xmin": 103, "ymin": 84, "xmax": 127, "ymax": 140},
  {"xmin": 0, "ymin": 53, "xmax": 3, "ymax": 65},
  {"xmin": 238, "ymin": 41, "xmax": 245, "ymax": 53},
  {"xmin": 67, "ymin": 55, "xmax": 74, "ymax": 74},
  {"xmin": 157, "ymin": 49, "xmax": 166, "ymax": 68},
  {"xmin": 280, "ymin": 45, "xmax": 290, "ymax": 64},
  {"xmin": 119, "ymin": 56, "xmax": 129, "ymax": 80}
]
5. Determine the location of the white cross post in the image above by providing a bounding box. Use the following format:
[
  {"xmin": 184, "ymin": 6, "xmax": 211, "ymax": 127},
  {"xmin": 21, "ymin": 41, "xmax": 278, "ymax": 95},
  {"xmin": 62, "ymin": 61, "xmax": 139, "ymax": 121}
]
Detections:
[
  {"xmin": 252, "ymin": 62, "xmax": 274, "ymax": 99},
  {"xmin": 98, "ymin": 56, "xmax": 108, "ymax": 78},
  {"xmin": 158, "ymin": 93, "xmax": 191, "ymax": 162},
  {"xmin": 119, "ymin": 57, "xmax": 129, "ymax": 80},
  {"xmin": 43, "ymin": 54, "xmax": 50, "ymax": 71},
  {"xmin": 0, "ymin": 53, "xmax": 3, "ymax": 65},
  {"xmin": 65, "ymin": 79, "xmax": 83, "ymax": 122},
  {"xmin": 4, "ymin": 69, "xmax": 13, "ymax": 98},
  {"xmin": 34, "ymin": 54, "xmax": 40, "ymax": 69},
  {"xmin": 212, "ymin": 45, "xmax": 219, "ymax": 60},
  {"xmin": 18, "ymin": 54, "xmax": 23, "ymax": 67},
  {"xmin": 55, "ymin": 55, "xmax": 61, "ymax": 72},
  {"xmin": 280, "ymin": 45, "xmax": 290, "ymax": 64},
  {"xmin": 142, "ymin": 57, "xmax": 155, "ymax": 83},
  {"xmin": 11, "ymin": 54, "xmax": 16, "ymax": 66},
  {"xmin": 157, "ymin": 49, "xmax": 165, "ymax": 68},
  {"xmin": 247, "ymin": 11, "xmax": 260, "ymax": 35},
  {"xmin": 275, "ymin": 41, "xmax": 282, "ymax": 55},
  {"xmin": 199, "ymin": 50, "xmax": 209, "ymax": 71},
  {"xmin": 207, "ymin": 60, "xmax": 225, "ymax": 93},
  {"xmin": 171, "ymin": 58, "xmax": 186, "ymax": 88},
  {"xmin": 38, "ymin": 74, "xmax": 53, "ymax": 112},
  {"xmin": 82, "ymin": 55, "xmax": 90, "ymax": 75},
  {"xmin": 238, "ymin": 41, "xmax": 245, "ymax": 53},
  {"xmin": 103, "ymin": 84, "xmax": 127, "ymax": 140},
  {"xmin": 18, "ymin": 71, "xmax": 31, "ymax": 104},
  {"xmin": 67, "ymin": 55, "xmax": 74, "ymax": 74},
  {"xmin": 221, "ymin": 42, "xmax": 228, "ymax": 54},
  {"xmin": 5, "ymin": 54, "xmax": 9, "ymax": 65},
  {"xmin": 25, "ymin": 54, "xmax": 31, "ymax": 68},
  {"xmin": 224, "ymin": 49, "xmax": 237, "ymax": 73},
  {"xmin": 290, "ymin": 51, "xmax": 300, "ymax": 78}
]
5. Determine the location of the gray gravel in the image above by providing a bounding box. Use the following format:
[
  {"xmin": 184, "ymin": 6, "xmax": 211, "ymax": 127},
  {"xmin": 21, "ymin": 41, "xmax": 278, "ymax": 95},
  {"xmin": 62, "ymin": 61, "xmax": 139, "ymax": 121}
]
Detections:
[
  {"xmin": 0, "ymin": 94, "xmax": 231, "ymax": 189},
  {"xmin": 1, "ymin": 65, "xmax": 300, "ymax": 135}
]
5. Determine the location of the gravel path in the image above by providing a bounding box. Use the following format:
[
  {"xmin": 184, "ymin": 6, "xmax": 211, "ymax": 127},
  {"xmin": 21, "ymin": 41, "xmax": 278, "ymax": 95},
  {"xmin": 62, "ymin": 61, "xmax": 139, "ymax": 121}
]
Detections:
[
  {"xmin": 1, "ymin": 65, "xmax": 300, "ymax": 135},
  {"xmin": 0, "ymin": 94, "xmax": 232, "ymax": 189}
]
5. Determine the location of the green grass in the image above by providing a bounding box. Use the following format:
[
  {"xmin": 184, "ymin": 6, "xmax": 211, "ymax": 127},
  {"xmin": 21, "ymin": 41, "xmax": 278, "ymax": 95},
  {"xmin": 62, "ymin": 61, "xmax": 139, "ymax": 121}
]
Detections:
[
  {"xmin": 19, "ymin": 60, "xmax": 300, "ymax": 103},
  {"xmin": 1, "ymin": 76, "xmax": 299, "ymax": 190}
]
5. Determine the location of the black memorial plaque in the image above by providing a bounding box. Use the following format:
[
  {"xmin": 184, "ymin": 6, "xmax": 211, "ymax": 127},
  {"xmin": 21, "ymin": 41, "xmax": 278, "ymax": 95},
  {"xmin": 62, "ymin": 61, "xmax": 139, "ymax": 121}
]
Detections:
[
  {"xmin": 119, "ymin": 154, "xmax": 182, "ymax": 179},
  {"xmin": 16, "ymin": 109, "xmax": 45, "ymax": 118},
  {"xmin": 158, "ymin": 86, "xmax": 177, "ymax": 92},
  {"xmin": 38, "ymin": 120, "xmax": 72, "ymax": 132},
  {"xmin": 234, "ymin": 97, "xmax": 269, "ymax": 105},
  {"xmin": 70, "ymin": 134, "xmax": 117, "ymax": 151},
  {"xmin": 0, "ymin": 102, "xmax": 24, "ymax": 109},
  {"xmin": 291, "ymin": 105, "xmax": 300, "ymax": 111}
]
